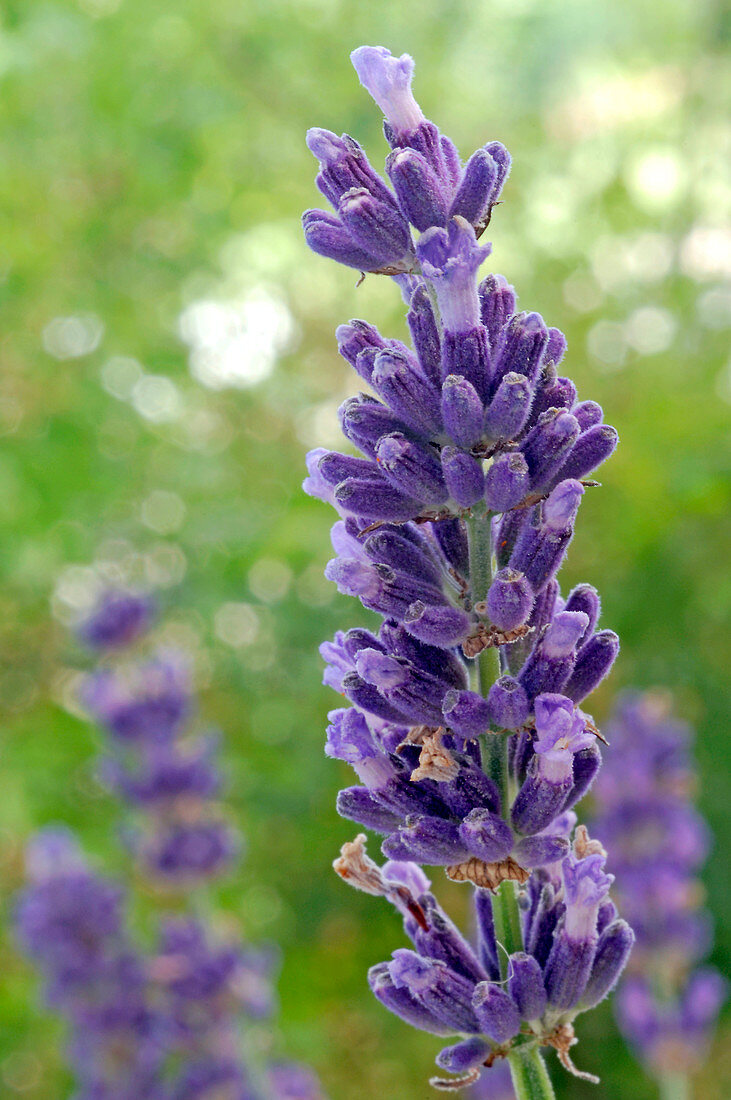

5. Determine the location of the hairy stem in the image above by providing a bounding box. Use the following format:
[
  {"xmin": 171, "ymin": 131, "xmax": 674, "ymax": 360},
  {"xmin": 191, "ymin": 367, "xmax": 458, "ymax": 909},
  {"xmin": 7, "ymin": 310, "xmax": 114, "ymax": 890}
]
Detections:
[
  {"xmin": 507, "ymin": 1045, "xmax": 557, "ymax": 1100},
  {"xmin": 491, "ymin": 879, "xmax": 523, "ymax": 977},
  {"xmin": 466, "ymin": 508, "xmax": 501, "ymax": 690}
]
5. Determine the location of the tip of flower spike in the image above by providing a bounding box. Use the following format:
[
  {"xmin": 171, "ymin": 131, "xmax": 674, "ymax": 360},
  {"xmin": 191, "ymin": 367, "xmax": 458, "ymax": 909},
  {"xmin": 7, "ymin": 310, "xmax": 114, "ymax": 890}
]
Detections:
[
  {"xmin": 305, "ymin": 127, "xmax": 348, "ymax": 164},
  {"xmin": 350, "ymin": 46, "xmax": 423, "ymax": 136}
]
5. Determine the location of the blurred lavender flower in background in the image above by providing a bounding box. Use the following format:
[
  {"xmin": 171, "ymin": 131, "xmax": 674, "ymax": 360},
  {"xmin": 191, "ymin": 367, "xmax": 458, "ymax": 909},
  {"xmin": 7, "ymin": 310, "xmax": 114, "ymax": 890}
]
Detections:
[
  {"xmin": 591, "ymin": 693, "xmax": 726, "ymax": 1095},
  {"xmin": 303, "ymin": 46, "xmax": 631, "ymax": 1096},
  {"xmin": 15, "ymin": 590, "xmax": 326, "ymax": 1100},
  {"xmin": 81, "ymin": 646, "xmax": 237, "ymax": 886},
  {"xmin": 16, "ymin": 828, "xmax": 166, "ymax": 1100},
  {"xmin": 77, "ymin": 589, "xmax": 156, "ymax": 651}
]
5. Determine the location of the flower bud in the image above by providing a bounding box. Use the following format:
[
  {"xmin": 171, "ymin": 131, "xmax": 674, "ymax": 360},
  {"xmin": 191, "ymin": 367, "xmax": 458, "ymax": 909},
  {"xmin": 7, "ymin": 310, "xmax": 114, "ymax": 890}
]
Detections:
[
  {"xmin": 386, "ymin": 148, "xmax": 449, "ymax": 231},
  {"xmin": 336, "ymin": 319, "xmax": 388, "ymax": 381},
  {"xmin": 573, "ymin": 400, "xmax": 603, "ymax": 430},
  {"xmin": 339, "ymin": 186, "xmax": 412, "ymax": 266},
  {"xmin": 483, "ymin": 372, "xmax": 533, "ymax": 442},
  {"xmin": 542, "ymin": 479, "xmax": 584, "ymax": 530},
  {"xmin": 484, "ymin": 453, "xmax": 530, "ymax": 513},
  {"xmin": 317, "ymin": 450, "xmax": 378, "ymax": 487},
  {"xmin": 403, "ymin": 602, "xmax": 471, "ymax": 648},
  {"xmin": 375, "ymin": 433, "xmax": 447, "ymax": 506},
  {"xmin": 478, "ymin": 273, "xmax": 516, "ymax": 349},
  {"xmin": 492, "ymin": 311, "xmax": 548, "ymax": 389},
  {"xmin": 544, "ymin": 327, "xmax": 567, "ymax": 366},
  {"xmin": 302, "ymin": 208, "xmax": 378, "ymax": 270},
  {"xmin": 449, "ymin": 148, "xmax": 499, "ymax": 226},
  {"xmin": 485, "ymin": 568, "xmax": 534, "ymax": 631},
  {"xmin": 520, "ymin": 408, "xmax": 580, "ymax": 490},
  {"xmin": 472, "ymin": 983, "xmax": 521, "ymax": 1044},
  {"xmin": 436, "ymin": 1037, "xmax": 493, "ymax": 1073},
  {"xmin": 507, "ymin": 952, "xmax": 547, "ymax": 1021},
  {"xmin": 371, "ymin": 348, "xmax": 442, "ymax": 437},
  {"xmin": 579, "ymin": 920, "xmax": 635, "ymax": 1010},
  {"xmin": 442, "ymin": 447, "xmax": 485, "ymax": 508},
  {"xmin": 458, "ymin": 809, "xmax": 514, "ymax": 863},
  {"xmin": 441, "ymin": 375, "xmax": 484, "ymax": 448},
  {"xmin": 338, "ymin": 395, "xmax": 412, "ymax": 459},
  {"xmin": 336, "ymin": 788, "xmax": 402, "ymax": 833},
  {"xmin": 407, "ymin": 285, "xmax": 441, "ymax": 386},
  {"xmin": 553, "ymin": 424, "xmax": 618, "ymax": 484},
  {"xmin": 334, "ymin": 478, "xmax": 420, "ymax": 522},
  {"xmin": 564, "ymin": 630, "xmax": 619, "ymax": 704},
  {"xmin": 382, "ymin": 817, "xmax": 472, "ymax": 866},
  {"xmin": 487, "ymin": 676, "xmax": 529, "ymax": 730},
  {"xmin": 563, "ymin": 584, "xmax": 601, "ymax": 641},
  {"xmin": 443, "ymin": 689, "xmax": 492, "ymax": 739},
  {"xmin": 513, "ymin": 833, "xmax": 570, "ymax": 868}
]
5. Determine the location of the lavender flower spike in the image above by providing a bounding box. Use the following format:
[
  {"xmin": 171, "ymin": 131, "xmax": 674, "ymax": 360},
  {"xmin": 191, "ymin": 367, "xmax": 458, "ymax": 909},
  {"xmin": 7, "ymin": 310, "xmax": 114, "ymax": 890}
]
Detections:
[
  {"xmin": 592, "ymin": 693, "xmax": 726, "ymax": 1090},
  {"xmin": 19, "ymin": 588, "xmax": 327, "ymax": 1099},
  {"xmin": 305, "ymin": 45, "xmax": 630, "ymax": 1096}
]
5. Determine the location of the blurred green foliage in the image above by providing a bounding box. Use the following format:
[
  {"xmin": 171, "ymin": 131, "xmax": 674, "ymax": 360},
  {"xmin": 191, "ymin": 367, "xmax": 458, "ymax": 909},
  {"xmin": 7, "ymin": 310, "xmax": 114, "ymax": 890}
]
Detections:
[{"xmin": 0, "ymin": 0, "xmax": 728, "ymax": 1096}]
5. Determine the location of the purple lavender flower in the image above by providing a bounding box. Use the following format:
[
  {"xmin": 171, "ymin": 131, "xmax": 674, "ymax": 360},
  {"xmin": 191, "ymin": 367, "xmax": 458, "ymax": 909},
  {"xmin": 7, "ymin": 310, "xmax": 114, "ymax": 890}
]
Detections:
[
  {"xmin": 81, "ymin": 652, "xmax": 238, "ymax": 888},
  {"xmin": 15, "ymin": 829, "xmax": 164, "ymax": 1097},
  {"xmin": 78, "ymin": 589, "xmax": 156, "ymax": 650},
  {"xmin": 304, "ymin": 45, "xmax": 630, "ymax": 1095},
  {"xmin": 592, "ymin": 693, "xmax": 726, "ymax": 1085},
  {"xmin": 18, "ymin": 596, "xmax": 327, "ymax": 1100},
  {"xmin": 335, "ymin": 832, "xmax": 631, "ymax": 1090},
  {"xmin": 81, "ymin": 654, "xmax": 191, "ymax": 745}
]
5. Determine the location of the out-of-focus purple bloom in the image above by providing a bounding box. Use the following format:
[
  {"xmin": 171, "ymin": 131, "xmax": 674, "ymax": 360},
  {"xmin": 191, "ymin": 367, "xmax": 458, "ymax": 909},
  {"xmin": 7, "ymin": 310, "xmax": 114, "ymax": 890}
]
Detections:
[
  {"xmin": 268, "ymin": 1063, "xmax": 328, "ymax": 1100},
  {"xmin": 82, "ymin": 656, "xmax": 191, "ymax": 745},
  {"xmin": 592, "ymin": 693, "xmax": 726, "ymax": 1080},
  {"xmin": 78, "ymin": 590, "xmax": 156, "ymax": 650},
  {"xmin": 15, "ymin": 829, "xmax": 164, "ymax": 1096},
  {"xmin": 22, "ymin": 595, "xmax": 328, "ymax": 1100}
]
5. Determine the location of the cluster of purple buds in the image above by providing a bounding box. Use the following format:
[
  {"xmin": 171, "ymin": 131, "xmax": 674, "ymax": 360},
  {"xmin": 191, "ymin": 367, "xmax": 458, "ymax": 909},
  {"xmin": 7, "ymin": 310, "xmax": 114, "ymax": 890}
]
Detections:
[
  {"xmin": 79, "ymin": 597, "xmax": 237, "ymax": 887},
  {"xmin": 17, "ymin": 590, "xmax": 326, "ymax": 1099},
  {"xmin": 16, "ymin": 828, "xmax": 167, "ymax": 1099},
  {"xmin": 303, "ymin": 46, "xmax": 631, "ymax": 1091},
  {"xmin": 591, "ymin": 693, "xmax": 726, "ymax": 1082},
  {"xmin": 78, "ymin": 588, "xmax": 156, "ymax": 650},
  {"xmin": 335, "ymin": 831, "xmax": 632, "ymax": 1090},
  {"xmin": 16, "ymin": 829, "xmax": 324, "ymax": 1099}
]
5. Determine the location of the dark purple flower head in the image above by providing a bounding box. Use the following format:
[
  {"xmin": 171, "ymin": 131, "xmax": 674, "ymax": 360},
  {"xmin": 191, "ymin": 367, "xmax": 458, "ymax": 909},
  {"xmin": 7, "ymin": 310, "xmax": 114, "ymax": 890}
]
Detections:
[
  {"xmin": 78, "ymin": 590, "xmax": 155, "ymax": 651},
  {"xmin": 16, "ymin": 830, "xmax": 126, "ymax": 1000},
  {"xmin": 81, "ymin": 654, "xmax": 191, "ymax": 745}
]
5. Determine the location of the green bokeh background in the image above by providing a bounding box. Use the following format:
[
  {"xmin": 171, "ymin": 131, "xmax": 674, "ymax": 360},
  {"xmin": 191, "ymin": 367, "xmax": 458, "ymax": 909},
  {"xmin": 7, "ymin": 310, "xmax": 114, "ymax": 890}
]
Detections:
[{"xmin": 0, "ymin": 0, "xmax": 728, "ymax": 1096}]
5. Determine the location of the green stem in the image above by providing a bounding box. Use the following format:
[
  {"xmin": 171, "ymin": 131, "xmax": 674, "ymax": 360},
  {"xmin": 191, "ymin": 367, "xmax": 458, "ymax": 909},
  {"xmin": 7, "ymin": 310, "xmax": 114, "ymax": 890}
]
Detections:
[
  {"xmin": 659, "ymin": 1074, "xmax": 691, "ymax": 1100},
  {"xmin": 507, "ymin": 1046, "xmax": 556, "ymax": 1100},
  {"xmin": 482, "ymin": 730, "xmax": 509, "ymax": 807},
  {"xmin": 492, "ymin": 879, "xmax": 523, "ymax": 977},
  {"xmin": 465, "ymin": 509, "xmax": 500, "ymax": 687}
]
